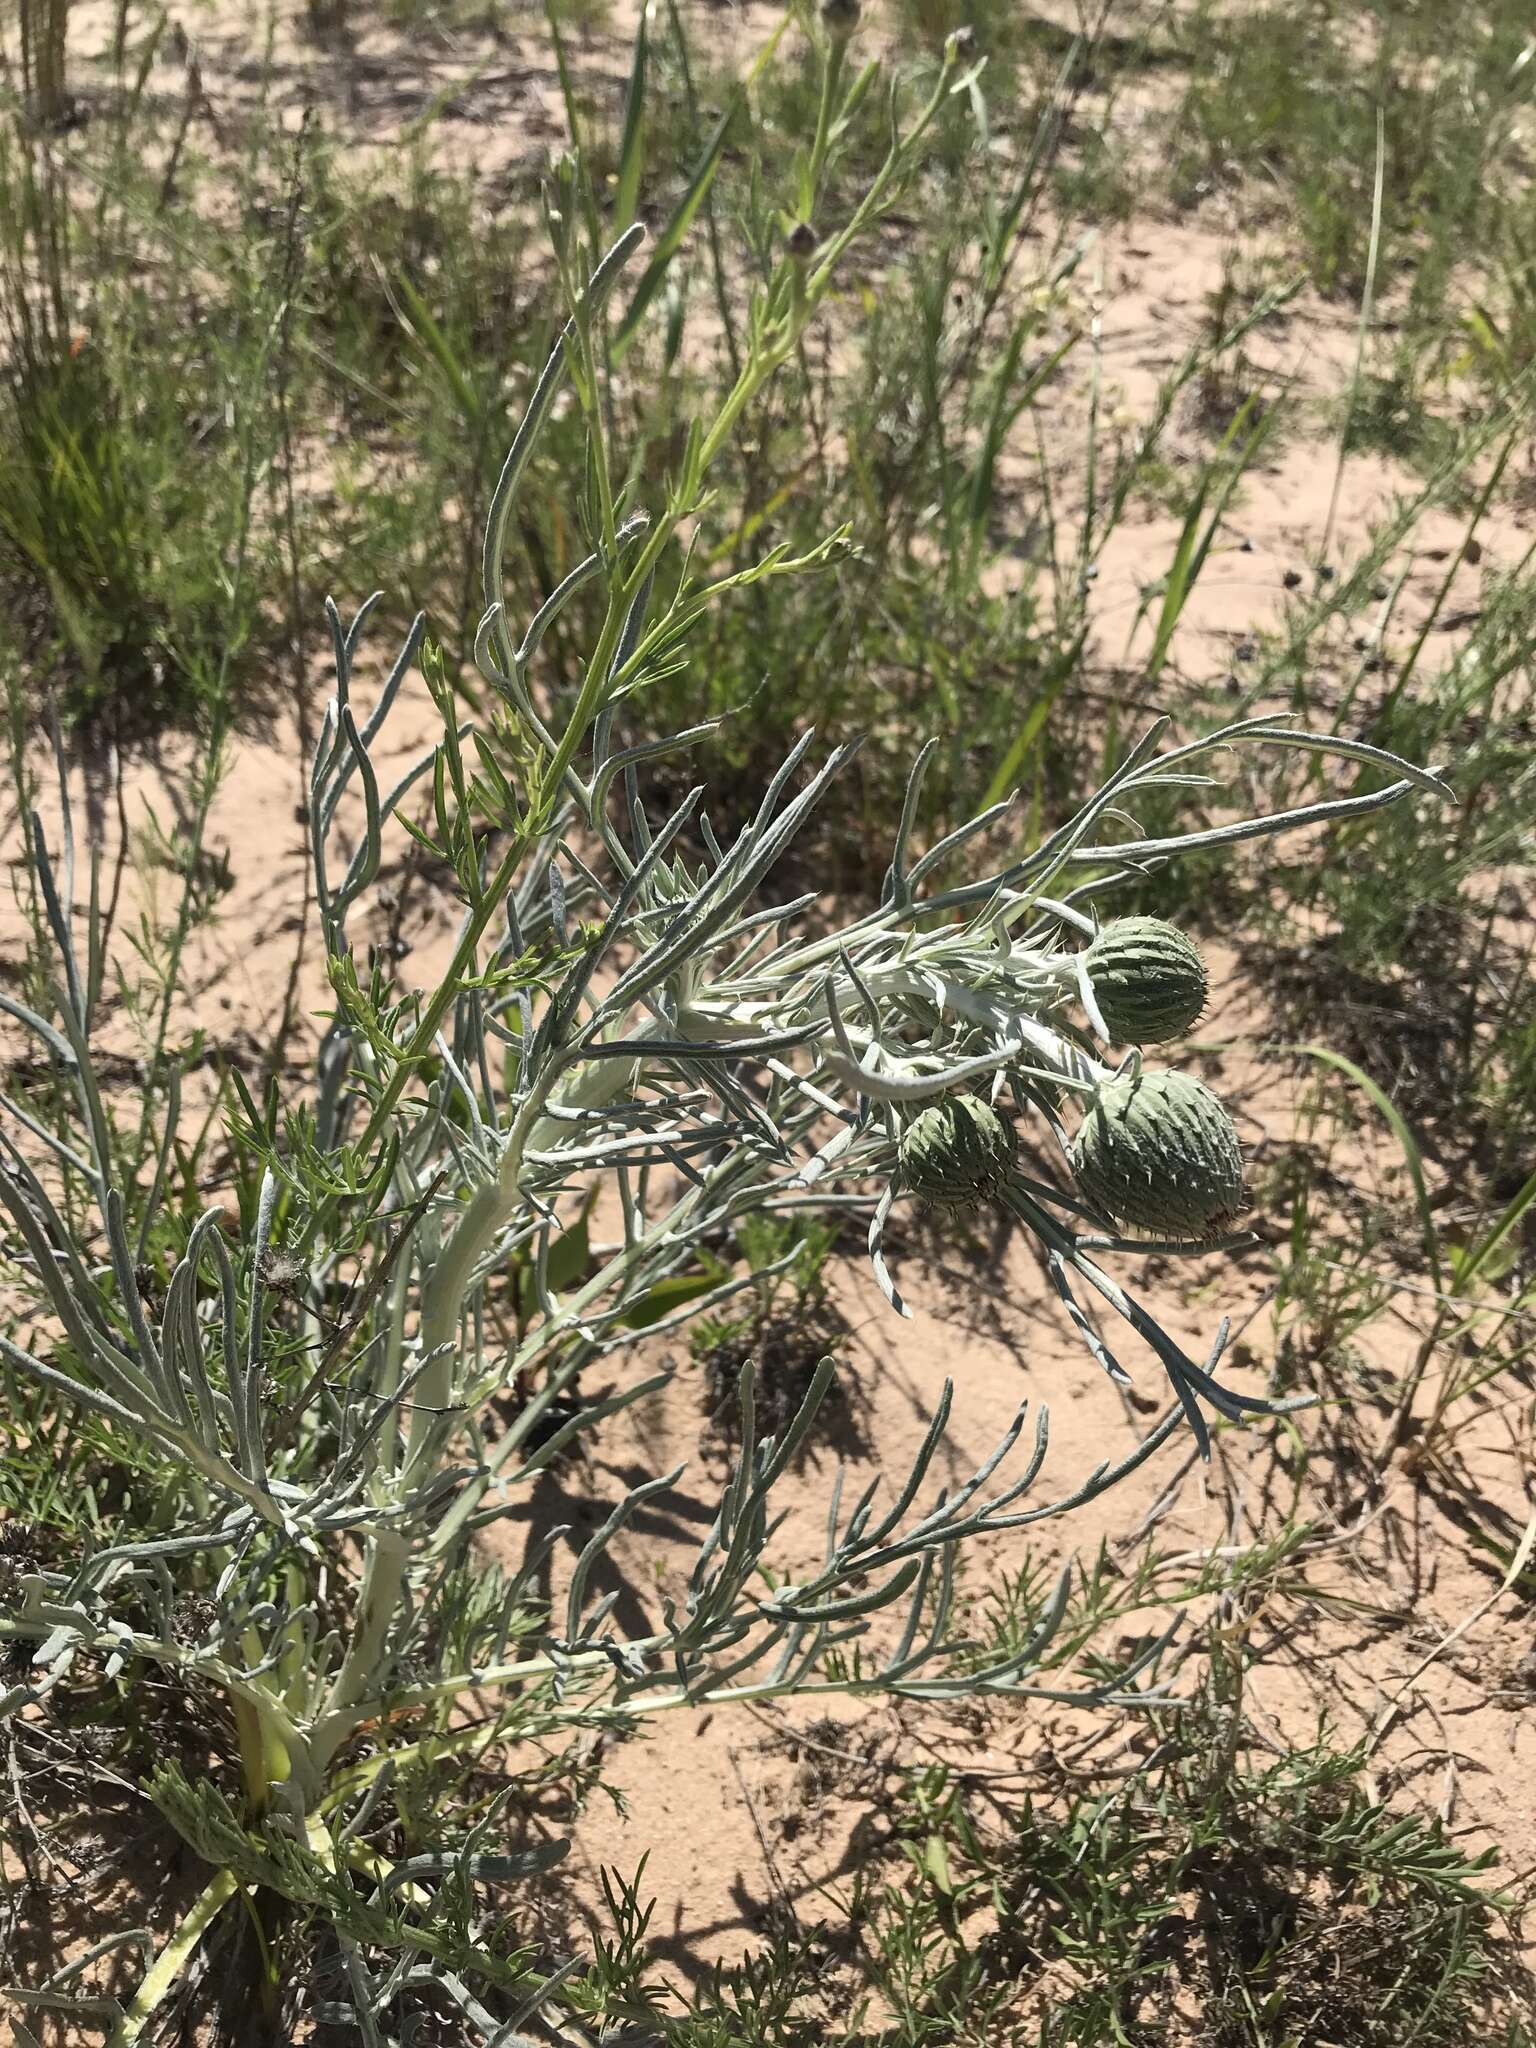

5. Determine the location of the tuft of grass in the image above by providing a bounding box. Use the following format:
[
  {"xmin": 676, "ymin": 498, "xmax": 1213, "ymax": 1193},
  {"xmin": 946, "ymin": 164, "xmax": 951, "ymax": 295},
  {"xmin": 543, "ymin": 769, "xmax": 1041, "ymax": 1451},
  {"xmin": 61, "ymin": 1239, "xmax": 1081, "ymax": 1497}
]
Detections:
[
  {"xmin": 0, "ymin": 113, "xmax": 280, "ymax": 742},
  {"xmin": 1159, "ymin": 0, "xmax": 1533, "ymax": 301},
  {"xmin": 655, "ymin": 1665, "xmax": 1526, "ymax": 2046},
  {"xmin": 693, "ymin": 1212, "xmax": 857, "ymax": 1448}
]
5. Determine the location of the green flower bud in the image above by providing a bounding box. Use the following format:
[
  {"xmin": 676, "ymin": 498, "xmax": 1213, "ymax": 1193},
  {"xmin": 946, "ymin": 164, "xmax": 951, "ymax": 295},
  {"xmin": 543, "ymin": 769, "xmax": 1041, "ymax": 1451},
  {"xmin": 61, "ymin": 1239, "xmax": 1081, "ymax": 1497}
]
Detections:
[
  {"xmin": 1069, "ymin": 1068, "xmax": 1244, "ymax": 1238},
  {"xmin": 899, "ymin": 1094, "xmax": 1017, "ymax": 1211},
  {"xmin": 1084, "ymin": 917, "xmax": 1207, "ymax": 1045}
]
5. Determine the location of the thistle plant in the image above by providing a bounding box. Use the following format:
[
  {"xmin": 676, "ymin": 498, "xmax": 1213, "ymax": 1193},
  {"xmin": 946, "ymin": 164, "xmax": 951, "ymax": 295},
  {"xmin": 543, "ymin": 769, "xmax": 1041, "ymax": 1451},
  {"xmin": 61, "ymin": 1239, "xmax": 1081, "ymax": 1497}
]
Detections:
[{"xmin": 0, "ymin": 41, "xmax": 1451, "ymax": 2044}]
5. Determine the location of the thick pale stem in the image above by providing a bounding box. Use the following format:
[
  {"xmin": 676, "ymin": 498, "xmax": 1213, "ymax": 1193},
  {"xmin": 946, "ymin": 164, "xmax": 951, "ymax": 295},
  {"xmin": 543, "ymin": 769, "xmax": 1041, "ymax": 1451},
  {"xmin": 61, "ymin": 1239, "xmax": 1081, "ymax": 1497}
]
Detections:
[
  {"xmin": 410, "ymin": 1046, "xmax": 646, "ymax": 1459},
  {"xmin": 111, "ymin": 1868, "xmax": 240, "ymax": 2047},
  {"xmin": 312, "ymin": 1524, "xmax": 411, "ymax": 1772},
  {"xmin": 232, "ymin": 1692, "xmax": 290, "ymax": 1817},
  {"xmin": 315, "ymin": 1046, "xmax": 648, "ymax": 1769}
]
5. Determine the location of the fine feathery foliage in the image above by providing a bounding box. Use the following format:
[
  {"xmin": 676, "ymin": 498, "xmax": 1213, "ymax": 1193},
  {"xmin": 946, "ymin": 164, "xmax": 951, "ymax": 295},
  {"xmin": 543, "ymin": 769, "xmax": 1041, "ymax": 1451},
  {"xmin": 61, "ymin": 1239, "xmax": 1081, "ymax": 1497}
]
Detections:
[{"xmin": 0, "ymin": 88, "xmax": 1453, "ymax": 2048}]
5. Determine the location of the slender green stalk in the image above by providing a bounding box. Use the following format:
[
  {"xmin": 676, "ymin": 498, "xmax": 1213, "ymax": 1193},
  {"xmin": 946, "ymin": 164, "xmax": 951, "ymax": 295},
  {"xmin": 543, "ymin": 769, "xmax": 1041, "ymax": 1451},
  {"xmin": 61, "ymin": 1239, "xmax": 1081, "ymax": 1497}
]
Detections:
[{"xmin": 108, "ymin": 1870, "xmax": 240, "ymax": 2047}]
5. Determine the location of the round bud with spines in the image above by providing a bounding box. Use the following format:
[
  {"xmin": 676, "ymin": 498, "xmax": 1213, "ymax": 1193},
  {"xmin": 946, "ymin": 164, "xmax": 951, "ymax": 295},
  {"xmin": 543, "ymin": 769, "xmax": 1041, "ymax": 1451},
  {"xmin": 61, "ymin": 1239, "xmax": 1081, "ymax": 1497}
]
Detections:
[
  {"xmin": 1069, "ymin": 1068, "xmax": 1245, "ymax": 1239},
  {"xmin": 786, "ymin": 220, "xmax": 819, "ymax": 264},
  {"xmin": 1083, "ymin": 916, "xmax": 1207, "ymax": 1046},
  {"xmin": 899, "ymin": 1094, "xmax": 1017, "ymax": 1211}
]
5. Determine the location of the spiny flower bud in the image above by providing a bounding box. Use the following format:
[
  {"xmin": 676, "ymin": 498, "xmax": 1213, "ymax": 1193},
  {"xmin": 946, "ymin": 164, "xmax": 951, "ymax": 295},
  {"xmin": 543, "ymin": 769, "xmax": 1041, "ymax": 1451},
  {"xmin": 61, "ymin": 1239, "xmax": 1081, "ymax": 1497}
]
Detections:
[
  {"xmin": 1069, "ymin": 1068, "xmax": 1245, "ymax": 1238},
  {"xmin": 1084, "ymin": 917, "xmax": 1207, "ymax": 1045},
  {"xmin": 0, "ymin": 1519, "xmax": 40, "ymax": 1600},
  {"xmin": 899, "ymin": 1094, "xmax": 1017, "ymax": 1211},
  {"xmin": 0, "ymin": 1520, "xmax": 38, "ymax": 1558}
]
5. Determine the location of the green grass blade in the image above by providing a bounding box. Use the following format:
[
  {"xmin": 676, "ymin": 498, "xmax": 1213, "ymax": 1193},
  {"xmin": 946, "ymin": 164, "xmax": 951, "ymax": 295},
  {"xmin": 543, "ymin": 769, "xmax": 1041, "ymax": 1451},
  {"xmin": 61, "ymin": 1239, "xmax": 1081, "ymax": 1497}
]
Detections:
[
  {"xmin": 1297, "ymin": 1044, "xmax": 1442, "ymax": 1294},
  {"xmin": 613, "ymin": 94, "xmax": 737, "ymax": 357},
  {"xmin": 543, "ymin": 0, "xmax": 584, "ymax": 155},
  {"xmin": 1321, "ymin": 108, "xmax": 1386, "ymax": 567},
  {"xmin": 964, "ymin": 316, "xmax": 1029, "ymax": 568},
  {"xmin": 542, "ymin": 0, "xmax": 603, "ymax": 248},
  {"xmin": 1142, "ymin": 397, "xmax": 1271, "ymax": 683},
  {"xmin": 982, "ymin": 634, "xmax": 1084, "ymax": 808},
  {"xmin": 391, "ymin": 269, "xmax": 481, "ymax": 429},
  {"xmin": 1449, "ymin": 1164, "xmax": 1536, "ymax": 1296},
  {"xmin": 614, "ymin": 0, "xmax": 650, "ymax": 235},
  {"xmin": 983, "ymin": 30, "xmax": 1084, "ymax": 294},
  {"xmin": 965, "ymin": 325, "xmax": 1075, "ymax": 581}
]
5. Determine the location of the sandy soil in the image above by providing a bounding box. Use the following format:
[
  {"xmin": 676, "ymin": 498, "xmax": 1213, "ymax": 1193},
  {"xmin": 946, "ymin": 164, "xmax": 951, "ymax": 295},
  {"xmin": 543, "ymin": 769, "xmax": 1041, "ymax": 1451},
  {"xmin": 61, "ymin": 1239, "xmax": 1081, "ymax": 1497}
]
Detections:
[{"xmin": 4, "ymin": 0, "xmax": 1535, "ymax": 2033}]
